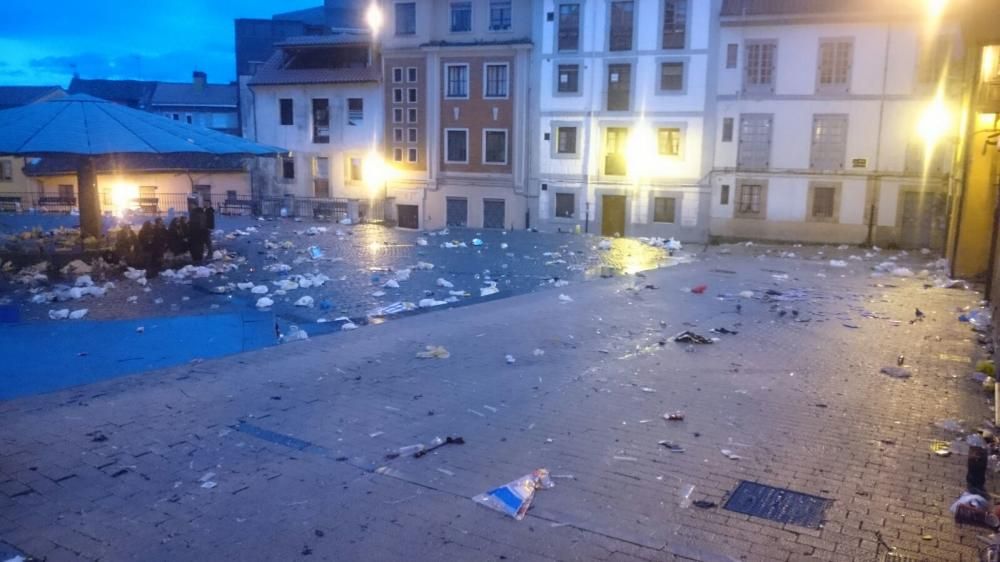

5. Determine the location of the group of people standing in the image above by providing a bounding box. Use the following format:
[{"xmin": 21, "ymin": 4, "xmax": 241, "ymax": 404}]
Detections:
[{"xmin": 112, "ymin": 205, "xmax": 214, "ymax": 277}]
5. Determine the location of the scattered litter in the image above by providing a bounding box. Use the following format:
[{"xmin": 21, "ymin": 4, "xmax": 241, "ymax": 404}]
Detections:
[
  {"xmin": 200, "ymin": 481, "xmax": 217, "ymax": 489},
  {"xmin": 436, "ymin": 468, "xmax": 455, "ymax": 476},
  {"xmin": 48, "ymin": 309, "xmax": 69, "ymax": 320},
  {"xmin": 418, "ymin": 298, "xmax": 447, "ymax": 308},
  {"xmin": 930, "ymin": 441, "xmax": 952, "ymax": 457},
  {"xmin": 294, "ymin": 296, "xmax": 315, "ymax": 308},
  {"xmin": 472, "ymin": 469, "xmax": 554, "ymax": 521},
  {"xmin": 414, "ymin": 436, "xmax": 465, "ymax": 458},
  {"xmin": 341, "ymin": 322, "xmax": 358, "ymax": 331},
  {"xmin": 436, "ymin": 278, "xmax": 454, "ymax": 288},
  {"xmin": 251, "ymin": 285, "xmax": 268, "ymax": 294},
  {"xmin": 480, "ymin": 284, "xmax": 499, "ymax": 297},
  {"xmin": 558, "ymin": 294, "xmax": 573, "ymax": 303},
  {"xmin": 613, "ymin": 456, "xmax": 638, "ymax": 462},
  {"xmin": 880, "ymin": 366, "xmax": 911, "ymax": 379},
  {"xmin": 679, "ymin": 483, "xmax": 695, "ymax": 508},
  {"xmin": 69, "ymin": 308, "xmax": 88, "ymax": 320},
  {"xmin": 532, "ymin": 348, "xmax": 545, "ymax": 356},
  {"xmin": 828, "ymin": 260, "xmax": 847, "ymax": 268},
  {"xmin": 416, "ymin": 345, "xmax": 450, "ymax": 359},
  {"xmin": 672, "ymin": 331, "xmax": 713, "ymax": 344},
  {"xmin": 658, "ymin": 440, "xmax": 685, "ymax": 453},
  {"xmin": 282, "ymin": 325, "xmax": 308, "ymax": 342},
  {"xmin": 738, "ymin": 290, "xmax": 754, "ymax": 299},
  {"xmin": 505, "ymin": 354, "xmax": 516, "ymax": 364},
  {"xmin": 664, "ymin": 411, "xmax": 685, "ymax": 421},
  {"xmin": 692, "ymin": 500, "xmax": 717, "ymax": 509},
  {"xmin": 472, "ymin": 238, "xmax": 483, "ymax": 246},
  {"xmin": 256, "ymin": 297, "xmax": 274, "ymax": 309},
  {"xmin": 720, "ymin": 449, "xmax": 743, "ymax": 461},
  {"xmin": 689, "ymin": 285, "xmax": 707, "ymax": 294},
  {"xmin": 934, "ymin": 419, "xmax": 964, "ymax": 433}
]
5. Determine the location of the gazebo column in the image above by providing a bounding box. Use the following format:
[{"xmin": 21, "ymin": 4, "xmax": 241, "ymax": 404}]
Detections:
[{"xmin": 76, "ymin": 157, "xmax": 102, "ymax": 239}]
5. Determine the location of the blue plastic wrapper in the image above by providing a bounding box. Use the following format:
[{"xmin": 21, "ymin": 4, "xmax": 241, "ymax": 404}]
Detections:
[{"xmin": 473, "ymin": 469, "xmax": 554, "ymax": 520}]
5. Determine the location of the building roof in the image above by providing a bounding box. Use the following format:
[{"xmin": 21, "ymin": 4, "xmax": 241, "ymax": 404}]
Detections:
[
  {"xmin": 720, "ymin": 0, "xmax": 927, "ymax": 18},
  {"xmin": 249, "ymin": 49, "xmax": 379, "ymax": 86},
  {"xmin": 67, "ymin": 77, "xmax": 157, "ymax": 108},
  {"xmin": 150, "ymin": 82, "xmax": 238, "ymax": 108},
  {"xmin": 275, "ymin": 33, "xmax": 370, "ymax": 47},
  {"xmin": 23, "ymin": 153, "xmax": 248, "ymax": 177},
  {"xmin": 0, "ymin": 94, "xmax": 284, "ymax": 156},
  {"xmin": 0, "ymin": 86, "xmax": 65, "ymax": 111}
]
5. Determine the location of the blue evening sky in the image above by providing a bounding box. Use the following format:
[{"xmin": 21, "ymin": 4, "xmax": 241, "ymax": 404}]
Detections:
[{"xmin": 0, "ymin": 1, "xmax": 320, "ymax": 87}]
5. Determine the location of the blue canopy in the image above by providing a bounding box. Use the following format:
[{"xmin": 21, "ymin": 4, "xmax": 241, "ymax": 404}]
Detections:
[{"xmin": 0, "ymin": 94, "xmax": 284, "ymax": 156}]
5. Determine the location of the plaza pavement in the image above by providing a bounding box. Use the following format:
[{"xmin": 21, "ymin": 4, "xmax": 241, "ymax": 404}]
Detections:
[{"xmin": 0, "ymin": 246, "xmax": 992, "ymax": 561}]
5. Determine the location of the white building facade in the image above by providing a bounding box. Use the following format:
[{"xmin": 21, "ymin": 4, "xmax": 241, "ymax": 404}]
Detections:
[
  {"xmin": 248, "ymin": 35, "xmax": 384, "ymax": 208},
  {"xmin": 531, "ymin": 0, "xmax": 720, "ymax": 239},
  {"xmin": 709, "ymin": 2, "xmax": 964, "ymax": 248}
]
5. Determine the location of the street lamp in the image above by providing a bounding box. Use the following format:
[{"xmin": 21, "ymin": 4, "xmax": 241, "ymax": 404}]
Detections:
[
  {"xmin": 916, "ymin": 92, "xmax": 953, "ymax": 147},
  {"xmin": 366, "ymin": 3, "xmax": 383, "ymax": 36}
]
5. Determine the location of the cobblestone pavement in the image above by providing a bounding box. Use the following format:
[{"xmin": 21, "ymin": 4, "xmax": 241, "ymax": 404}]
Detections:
[{"xmin": 0, "ymin": 243, "xmax": 994, "ymax": 561}]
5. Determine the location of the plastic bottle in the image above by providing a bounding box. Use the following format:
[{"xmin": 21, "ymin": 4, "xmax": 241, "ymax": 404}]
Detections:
[{"xmin": 679, "ymin": 484, "xmax": 695, "ymax": 508}]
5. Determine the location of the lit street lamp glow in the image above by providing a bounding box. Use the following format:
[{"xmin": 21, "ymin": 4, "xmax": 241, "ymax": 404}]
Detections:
[
  {"xmin": 366, "ymin": 3, "xmax": 383, "ymax": 35},
  {"xmin": 916, "ymin": 94, "xmax": 953, "ymax": 146}
]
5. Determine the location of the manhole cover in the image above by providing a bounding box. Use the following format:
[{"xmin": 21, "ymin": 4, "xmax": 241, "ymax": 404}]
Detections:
[{"xmin": 723, "ymin": 481, "xmax": 831, "ymax": 529}]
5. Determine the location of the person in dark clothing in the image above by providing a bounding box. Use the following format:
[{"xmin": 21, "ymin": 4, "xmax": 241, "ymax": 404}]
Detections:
[
  {"xmin": 166, "ymin": 218, "xmax": 182, "ymax": 257},
  {"xmin": 149, "ymin": 218, "xmax": 167, "ymax": 276},
  {"xmin": 114, "ymin": 224, "xmax": 135, "ymax": 265},
  {"xmin": 136, "ymin": 222, "xmax": 154, "ymax": 273},
  {"xmin": 188, "ymin": 207, "xmax": 206, "ymax": 263},
  {"xmin": 204, "ymin": 206, "xmax": 215, "ymax": 257}
]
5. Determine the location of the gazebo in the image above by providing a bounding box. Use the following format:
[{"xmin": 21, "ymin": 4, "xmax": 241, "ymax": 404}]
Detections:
[{"xmin": 0, "ymin": 94, "xmax": 284, "ymax": 238}]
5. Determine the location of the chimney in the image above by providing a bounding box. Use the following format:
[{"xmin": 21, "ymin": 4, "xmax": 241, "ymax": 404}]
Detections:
[{"xmin": 193, "ymin": 71, "xmax": 207, "ymax": 90}]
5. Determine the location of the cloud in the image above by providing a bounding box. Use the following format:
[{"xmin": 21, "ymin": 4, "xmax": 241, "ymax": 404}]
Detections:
[{"xmin": 27, "ymin": 50, "xmax": 235, "ymax": 84}]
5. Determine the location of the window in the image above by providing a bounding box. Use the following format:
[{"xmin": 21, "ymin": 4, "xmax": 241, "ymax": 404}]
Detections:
[
  {"xmin": 393, "ymin": 148, "xmax": 403, "ymax": 162},
  {"xmin": 408, "ymin": 128, "xmax": 418, "ymax": 142},
  {"xmin": 489, "ymin": 0, "xmax": 512, "ymax": 31},
  {"xmin": 185, "ymin": 114, "xmax": 193, "ymax": 124},
  {"xmin": 445, "ymin": 129, "xmax": 468, "ymax": 163},
  {"xmin": 313, "ymin": 157, "xmax": 330, "ymax": 198},
  {"xmin": 604, "ymin": 127, "xmax": 628, "ymax": 175},
  {"xmin": 735, "ymin": 182, "xmax": 766, "ymax": 218},
  {"xmin": 282, "ymin": 157, "xmax": 295, "ymax": 180},
  {"xmin": 408, "ymin": 148, "xmax": 418, "ymax": 162},
  {"xmin": 607, "ymin": 63, "xmax": 631, "ymax": 111},
  {"xmin": 557, "ymin": 126, "xmax": 577, "ymax": 154},
  {"xmin": 653, "ymin": 197, "xmax": 676, "ymax": 223},
  {"xmin": 445, "ymin": 64, "xmax": 469, "ymax": 98},
  {"xmin": 720, "ymin": 184, "xmax": 730, "ymax": 205},
  {"xmin": 817, "ymin": 39, "xmax": 853, "ymax": 93},
  {"xmin": 810, "ymin": 114, "xmax": 848, "ymax": 170},
  {"xmin": 0, "ymin": 160, "xmax": 11, "ymax": 181},
  {"xmin": 407, "ymin": 108, "xmax": 418, "ymax": 123},
  {"xmin": 393, "ymin": 128, "xmax": 404, "ymax": 142},
  {"xmin": 609, "ymin": 1, "xmax": 634, "ymax": 52},
  {"xmin": 408, "ymin": 88, "xmax": 418, "ymax": 103},
  {"xmin": 450, "ymin": 2, "xmax": 471, "ymax": 32},
  {"xmin": 484, "ymin": 130, "xmax": 508, "ymax": 164},
  {"xmin": 555, "ymin": 193, "xmax": 575, "ymax": 218},
  {"xmin": 810, "ymin": 184, "xmax": 837, "ymax": 220},
  {"xmin": 657, "ymin": 127, "xmax": 681, "ymax": 156},
  {"xmin": 737, "ymin": 114, "xmax": 772, "ymax": 169},
  {"xmin": 312, "ymin": 98, "xmax": 330, "ymax": 143},
  {"xmin": 347, "ymin": 98, "xmax": 364, "ymax": 121},
  {"xmin": 557, "ymin": 4, "xmax": 580, "ymax": 52},
  {"xmin": 226, "ymin": 190, "xmax": 238, "ymax": 202},
  {"xmin": 662, "ymin": 0, "xmax": 686, "ymax": 49},
  {"xmin": 485, "ymin": 64, "xmax": 509, "ymax": 98},
  {"xmin": 279, "ymin": 99, "xmax": 293, "ymax": 125},
  {"xmin": 393, "ymin": 67, "xmax": 403, "ymax": 82},
  {"xmin": 349, "ymin": 157, "xmax": 363, "ymax": 181},
  {"xmin": 393, "ymin": 108, "xmax": 404, "ymax": 123},
  {"xmin": 659, "ymin": 61, "xmax": 684, "ymax": 92},
  {"xmin": 557, "ymin": 64, "xmax": 579, "ymax": 93},
  {"xmin": 171, "ymin": 113, "xmax": 179, "ymax": 120},
  {"xmin": 58, "ymin": 184, "xmax": 75, "ymax": 199},
  {"xmin": 395, "ymin": 3, "xmax": 416, "ymax": 35},
  {"xmin": 726, "ymin": 44, "xmax": 738, "ymax": 69},
  {"xmin": 407, "ymin": 67, "xmax": 418, "ymax": 82},
  {"xmin": 744, "ymin": 40, "xmax": 777, "ymax": 94},
  {"xmin": 393, "ymin": 88, "xmax": 404, "ymax": 103},
  {"xmin": 722, "ymin": 117, "xmax": 734, "ymax": 142}
]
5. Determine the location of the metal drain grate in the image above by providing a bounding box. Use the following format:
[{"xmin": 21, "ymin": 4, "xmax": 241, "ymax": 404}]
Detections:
[{"xmin": 723, "ymin": 481, "xmax": 832, "ymax": 529}]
